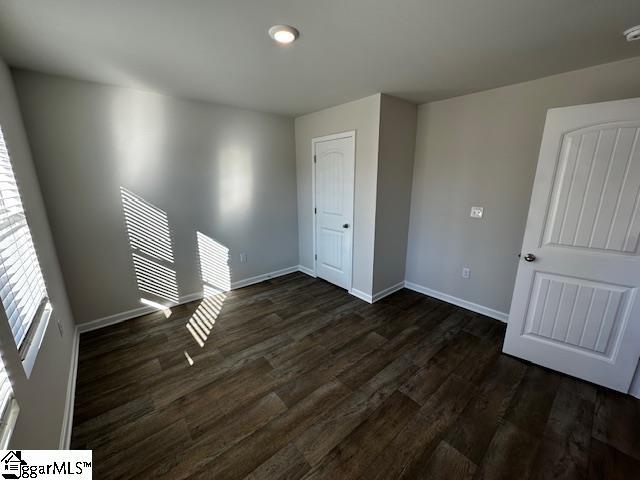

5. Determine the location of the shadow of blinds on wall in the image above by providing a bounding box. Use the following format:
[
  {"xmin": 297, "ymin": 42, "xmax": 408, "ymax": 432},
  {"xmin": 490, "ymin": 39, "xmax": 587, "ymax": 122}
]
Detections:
[
  {"xmin": 120, "ymin": 187, "xmax": 179, "ymax": 308},
  {"xmin": 183, "ymin": 232, "xmax": 231, "ymax": 351},
  {"xmin": 0, "ymin": 126, "xmax": 50, "ymax": 353}
]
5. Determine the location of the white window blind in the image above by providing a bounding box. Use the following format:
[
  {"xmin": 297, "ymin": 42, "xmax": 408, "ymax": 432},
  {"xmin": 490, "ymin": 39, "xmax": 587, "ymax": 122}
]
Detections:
[
  {"xmin": 0, "ymin": 353, "xmax": 17, "ymax": 448},
  {"xmin": 0, "ymin": 125, "xmax": 49, "ymax": 353}
]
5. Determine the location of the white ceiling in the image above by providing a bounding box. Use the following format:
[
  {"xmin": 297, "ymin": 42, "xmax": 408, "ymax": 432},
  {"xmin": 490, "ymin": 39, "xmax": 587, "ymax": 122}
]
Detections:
[{"xmin": 1, "ymin": 0, "xmax": 639, "ymax": 116}]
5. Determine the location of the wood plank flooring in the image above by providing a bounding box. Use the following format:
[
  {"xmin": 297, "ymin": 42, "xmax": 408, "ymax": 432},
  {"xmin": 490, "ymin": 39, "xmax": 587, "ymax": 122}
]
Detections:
[{"xmin": 71, "ymin": 272, "xmax": 640, "ymax": 479}]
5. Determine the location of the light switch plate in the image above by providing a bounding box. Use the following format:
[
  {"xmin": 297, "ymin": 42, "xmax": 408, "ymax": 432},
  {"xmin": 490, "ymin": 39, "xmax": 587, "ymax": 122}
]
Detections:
[{"xmin": 470, "ymin": 206, "xmax": 484, "ymax": 218}]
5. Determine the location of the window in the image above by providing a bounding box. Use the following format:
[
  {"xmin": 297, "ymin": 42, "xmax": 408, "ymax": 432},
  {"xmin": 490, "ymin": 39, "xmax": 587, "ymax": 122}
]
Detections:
[
  {"xmin": 0, "ymin": 125, "xmax": 51, "ymax": 373},
  {"xmin": 0, "ymin": 354, "xmax": 17, "ymax": 448}
]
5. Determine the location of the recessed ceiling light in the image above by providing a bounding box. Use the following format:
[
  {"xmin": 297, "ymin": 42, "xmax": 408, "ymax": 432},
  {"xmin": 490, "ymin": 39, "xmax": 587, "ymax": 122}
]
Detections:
[
  {"xmin": 268, "ymin": 25, "xmax": 299, "ymax": 45},
  {"xmin": 624, "ymin": 25, "xmax": 640, "ymax": 42}
]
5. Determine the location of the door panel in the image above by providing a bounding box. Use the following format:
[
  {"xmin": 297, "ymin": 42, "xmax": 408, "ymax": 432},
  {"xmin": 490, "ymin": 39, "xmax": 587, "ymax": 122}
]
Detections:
[
  {"xmin": 543, "ymin": 122, "xmax": 640, "ymax": 253},
  {"xmin": 523, "ymin": 273, "xmax": 631, "ymax": 356},
  {"xmin": 314, "ymin": 134, "xmax": 355, "ymax": 290},
  {"xmin": 319, "ymin": 227, "xmax": 344, "ymax": 270},
  {"xmin": 504, "ymin": 99, "xmax": 640, "ymax": 393}
]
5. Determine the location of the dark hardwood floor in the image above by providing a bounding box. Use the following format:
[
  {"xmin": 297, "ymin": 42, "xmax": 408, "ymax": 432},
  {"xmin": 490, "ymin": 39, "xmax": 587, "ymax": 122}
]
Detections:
[{"xmin": 71, "ymin": 272, "xmax": 640, "ymax": 479}]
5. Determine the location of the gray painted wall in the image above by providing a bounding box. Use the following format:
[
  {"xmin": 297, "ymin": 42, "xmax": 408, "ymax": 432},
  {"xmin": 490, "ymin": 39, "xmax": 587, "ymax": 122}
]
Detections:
[
  {"xmin": 0, "ymin": 60, "xmax": 76, "ymax": 448},
  {"xmin": 373, "ymin": 95, "xmax": 417, "ymax": 294},
  {"xmin": 13, "ymin": 70, "xmax": 298, "ymax": 325},
  {"xmin": 406, "ymin": 55, "xmax": 640, "ymax": 315},
  {"xmin": 295, "ymin": 94, "xmax": 381, "ymax": 296}
]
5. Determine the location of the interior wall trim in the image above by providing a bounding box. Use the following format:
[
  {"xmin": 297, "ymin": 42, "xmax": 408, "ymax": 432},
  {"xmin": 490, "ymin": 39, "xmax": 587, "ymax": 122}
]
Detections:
[
  {"xmin": 404, "ymin": 281, "xmax": 509, "ymax": 323},
  {"xmin": 372, "ymin": 281, "xmax": 405, "ymax": 303},
  {"xmin": 299, "ymin": 264, "xmax": 509, "ymax": 321},
  {"xmin": 348, "ymin": 288, "xmax": 373, "ymax": 303},
  {"xmin": 59, "ymin": 326, "xmax": 79, "ymax": 449},
  {"xmin": 77, "ymin": 265, "xmax": 300, "ymax": 334},
  {"xmin": 231, "ymin": 266, "xmax": 299, "ymax": 290},
  {"xmin": 297, "ymin": 265, "xmax": 316, "ymax": 277}
]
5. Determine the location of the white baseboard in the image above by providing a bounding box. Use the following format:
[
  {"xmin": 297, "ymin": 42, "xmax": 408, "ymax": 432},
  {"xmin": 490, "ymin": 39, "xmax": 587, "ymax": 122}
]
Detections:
[
  {"xmin": 298, "ymin": 266, "xmax": 401, "ymax": 305},
  {"xmin": 297, "ymin": 265, "xmax": 316, "ymax": 277},
  {"xmin": 59, "ymin": 326, "xmax": 79, "ymax": 449},
  {"xmin": 349, "ymin": 288, "xmax": 373, "ymax": 303},
  {"xmin": 404, "ymin": 281, "xmax": 509, "ymax": 323},
  {"xmin": 350, "ymin": 282, "xmax": 404, "ymax": 304},
  {"xmin": 179, "ymin": 292, "xmax": 203, "ymax": 304},
  {"xmin": 372, "ymin": 281, "xmax": 405, "ymax": 303},
  {"xmin": 77, "ymin": 302, "xmax": 169, "ymax": 333},
  {"xmin": 77, "ymin": 266, "xmax": 300, "ymax": 334},
  {"xmin": 231, "ymin": 266, "xmax": 299, "ymax": 289}
]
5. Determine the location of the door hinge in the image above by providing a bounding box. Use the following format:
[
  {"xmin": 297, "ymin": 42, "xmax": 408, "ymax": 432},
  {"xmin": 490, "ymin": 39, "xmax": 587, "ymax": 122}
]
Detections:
[
  {"xmin": 314, "ymin": 254, "xmax": 317, "ymax": 260},
  {"xmin": 314, "ymin": 207, "xmax": 317, "ymax": 214},
  {"xmin": 314, "ymin": 155, "xmax": 316, "ymax": 163}
]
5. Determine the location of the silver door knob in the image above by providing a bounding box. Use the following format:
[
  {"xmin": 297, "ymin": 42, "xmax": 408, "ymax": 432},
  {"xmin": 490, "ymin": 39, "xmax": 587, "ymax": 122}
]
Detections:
[
  {"xmin": 523, "ymin": 253, "xmax": 536, "ymax": 262},
  {"xmin": 343, "ymin": 223, "xmax": 349, "ymax": 228}
]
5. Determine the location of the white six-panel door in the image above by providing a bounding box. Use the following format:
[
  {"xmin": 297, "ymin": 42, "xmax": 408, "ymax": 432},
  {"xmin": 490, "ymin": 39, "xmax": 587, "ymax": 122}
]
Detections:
[
  {"xmin": 503, "ymin": 98, "xmax": 640, "ymax": 393},
  {"xmin": 314, "ymin": 132, "xmax": 355, "ymax": 290}
]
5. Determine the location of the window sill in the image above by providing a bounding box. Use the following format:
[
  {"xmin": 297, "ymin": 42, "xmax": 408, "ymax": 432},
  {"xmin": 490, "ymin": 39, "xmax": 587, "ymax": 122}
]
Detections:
[{"xmin": 21, "ymin": 302, "xmax": 52, "ymax": 379}]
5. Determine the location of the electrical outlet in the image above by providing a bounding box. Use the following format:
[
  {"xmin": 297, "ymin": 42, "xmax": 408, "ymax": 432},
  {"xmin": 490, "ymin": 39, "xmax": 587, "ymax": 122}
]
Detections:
[
  {"xmin": 470, "ymin": 206, "xmax": 484, "ymax": 219},
  {"xmin": 56, "ymin": 318, "xmax": 64, "ymax": 337},
  {"xmin": 239, "ymin": 253, "xmax": 247, "ymax": 264},
  {"xmin": 462, "ymin": 267, "xmax": 470, "ymax": 279}
]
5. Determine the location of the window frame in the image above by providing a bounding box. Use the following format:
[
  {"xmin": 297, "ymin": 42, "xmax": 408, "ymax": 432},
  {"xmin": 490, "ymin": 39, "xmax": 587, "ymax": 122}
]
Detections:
[{"xmin": 0, "ymin": 124, "xmax": 52, "ymax": 378}]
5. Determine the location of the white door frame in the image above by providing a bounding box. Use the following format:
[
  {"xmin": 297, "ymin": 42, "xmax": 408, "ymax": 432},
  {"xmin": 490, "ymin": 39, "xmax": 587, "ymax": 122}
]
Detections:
[{"xmin": 311, "ymin": 130, "xmax": 356, "ymax": 290}]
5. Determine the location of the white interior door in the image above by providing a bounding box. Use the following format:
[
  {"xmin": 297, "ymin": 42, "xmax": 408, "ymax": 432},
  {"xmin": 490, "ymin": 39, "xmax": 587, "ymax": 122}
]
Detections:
[
  {"xmin": 314, "ymin": 133, "xmax": 355, "ymax": 290},
  {"xmin": 504, "ymin": 98, "xmax": 640, "ymax": 393}
]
